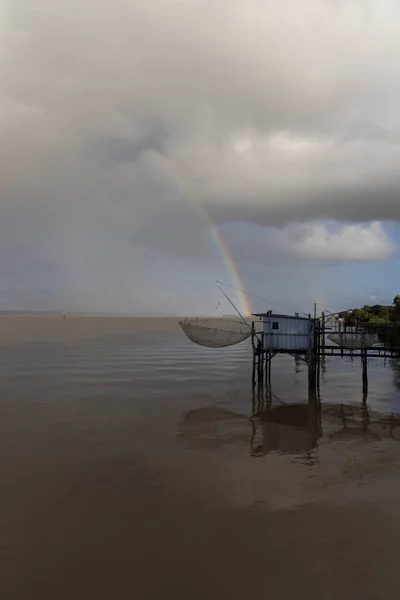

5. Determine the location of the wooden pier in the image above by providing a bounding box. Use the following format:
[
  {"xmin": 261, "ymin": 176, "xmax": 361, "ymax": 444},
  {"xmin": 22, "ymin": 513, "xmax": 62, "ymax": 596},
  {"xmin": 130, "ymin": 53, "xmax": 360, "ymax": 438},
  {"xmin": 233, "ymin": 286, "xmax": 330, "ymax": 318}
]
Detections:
[
  {"xmin": 318, "ymin": 345, "xmax": 400, "ymax": 359},
  {"xmin": 254, "ymin": 344, "xmax": 400, "ymax": 360}
]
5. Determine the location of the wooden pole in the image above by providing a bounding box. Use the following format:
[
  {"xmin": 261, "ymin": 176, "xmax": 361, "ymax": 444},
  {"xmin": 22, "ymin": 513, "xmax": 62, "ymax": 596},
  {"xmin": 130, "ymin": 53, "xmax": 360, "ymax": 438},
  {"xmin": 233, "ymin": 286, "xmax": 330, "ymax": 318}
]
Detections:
[
  {"xmin": 251, "ymin": 321, "xmax": 256, "ymax": 387},
  {"xmin": 361, "ymin": 348, "xmax": 369, "ymax": 430},
  {"xmin": 315, "ymin": 318, "xmax": 321, "ymax": 386},
  {"xmin": 268, "ymin": 355, "xmax": 272, "ymax": 388},
  {"xmin": 260, "ymin": 333, "xmax": 264, "ymax": 383},
  {"xmin": 308, "ymin": 314, "xmax": 316, "ymax": 396},
  {"xmin": 308, "ymin": 355, "xmax": 315, "ymax": 399},
  {"xmin": 267, "ymin": 362, "xmax": 272, "ymax": 408},
  {"xmin": 362, "ymin": 349, "xmax": 368, "ymax": 393}
]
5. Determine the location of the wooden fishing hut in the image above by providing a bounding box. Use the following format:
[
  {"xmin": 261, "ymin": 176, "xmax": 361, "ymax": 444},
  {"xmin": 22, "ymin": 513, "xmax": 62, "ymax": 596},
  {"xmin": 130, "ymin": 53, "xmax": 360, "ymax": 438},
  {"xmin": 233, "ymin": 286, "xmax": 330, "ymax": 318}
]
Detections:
[
  {"xmin": 251, "ymin": 312, "xmax": 318, "ymax": 391},
  {"xmin": 251, "ymin": 309, "xmax": 400, "ymax": 396}
]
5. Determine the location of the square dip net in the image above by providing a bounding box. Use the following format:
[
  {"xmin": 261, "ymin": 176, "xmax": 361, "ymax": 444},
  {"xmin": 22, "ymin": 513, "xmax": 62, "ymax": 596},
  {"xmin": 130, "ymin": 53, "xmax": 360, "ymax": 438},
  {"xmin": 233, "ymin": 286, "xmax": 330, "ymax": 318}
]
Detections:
[
  {"xmin": 328, "ymin": 332, "xmax": 379, "ymax": 349},
  {"xmin": 179, "ymin": 318, "xmax": 251, "ymax": 348}
]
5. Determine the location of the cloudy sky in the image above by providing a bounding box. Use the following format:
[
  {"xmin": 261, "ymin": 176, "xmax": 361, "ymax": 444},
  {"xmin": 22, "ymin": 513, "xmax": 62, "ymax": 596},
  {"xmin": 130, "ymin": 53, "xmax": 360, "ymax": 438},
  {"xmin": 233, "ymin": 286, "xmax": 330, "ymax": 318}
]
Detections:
[{"xmin": 1, "ymin": 0, "xmax": 400, "ymax": 315}]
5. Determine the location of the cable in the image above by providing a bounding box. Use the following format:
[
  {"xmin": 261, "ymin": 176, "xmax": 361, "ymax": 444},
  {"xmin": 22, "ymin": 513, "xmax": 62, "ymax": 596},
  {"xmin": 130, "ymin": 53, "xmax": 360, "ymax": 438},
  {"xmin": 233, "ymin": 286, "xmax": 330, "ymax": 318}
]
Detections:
[
  {"xmin": 217, "ymin": 280, "xmax": 309, "ymax": 317},
  {"xmin": 216, "ymin": 281, "xmax": 252, "ymax": 328}
]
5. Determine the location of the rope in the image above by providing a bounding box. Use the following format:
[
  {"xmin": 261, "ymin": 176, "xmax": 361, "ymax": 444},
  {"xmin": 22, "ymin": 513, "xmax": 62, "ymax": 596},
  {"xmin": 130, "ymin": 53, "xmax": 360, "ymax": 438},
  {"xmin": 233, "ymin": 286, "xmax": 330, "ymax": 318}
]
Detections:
[{"xmin": 216, "ymin": 280, "xmax": 309, "ymax": 317}]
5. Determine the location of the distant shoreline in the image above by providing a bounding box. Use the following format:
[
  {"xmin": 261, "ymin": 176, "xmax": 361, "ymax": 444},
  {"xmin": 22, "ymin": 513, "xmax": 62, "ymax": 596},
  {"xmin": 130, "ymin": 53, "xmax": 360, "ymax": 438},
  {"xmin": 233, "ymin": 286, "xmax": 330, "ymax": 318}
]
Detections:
[{"xmin": 0, "ymin": 313, "xmax": 241, "ymax": 319}]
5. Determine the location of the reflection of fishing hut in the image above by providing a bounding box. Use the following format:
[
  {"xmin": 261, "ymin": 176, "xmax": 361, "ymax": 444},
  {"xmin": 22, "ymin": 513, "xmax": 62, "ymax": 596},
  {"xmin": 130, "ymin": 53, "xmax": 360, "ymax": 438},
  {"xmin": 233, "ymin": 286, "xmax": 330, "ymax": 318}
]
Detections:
[
  {"xmin": 251, "ymin": 312, "xmax": 317, "ymax": 392},
  {"xmin": 250, "ymin": 400, "xmax": 322, "ymax": 457}
]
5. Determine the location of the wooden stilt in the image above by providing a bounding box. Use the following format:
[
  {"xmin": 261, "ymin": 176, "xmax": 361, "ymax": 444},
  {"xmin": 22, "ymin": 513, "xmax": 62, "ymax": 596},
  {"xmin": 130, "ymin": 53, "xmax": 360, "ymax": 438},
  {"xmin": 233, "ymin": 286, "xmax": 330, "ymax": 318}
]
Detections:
[
  {"xmin": 257, "ymin": 336, "xmax": 262, "ymax": 382},
  {"xmin": 251, "ymin": 322, "xmax": 256, "ymax": 387},
  {"xmin": 362, "ymin": 349, "xmax": 368, "ymax": 393}
]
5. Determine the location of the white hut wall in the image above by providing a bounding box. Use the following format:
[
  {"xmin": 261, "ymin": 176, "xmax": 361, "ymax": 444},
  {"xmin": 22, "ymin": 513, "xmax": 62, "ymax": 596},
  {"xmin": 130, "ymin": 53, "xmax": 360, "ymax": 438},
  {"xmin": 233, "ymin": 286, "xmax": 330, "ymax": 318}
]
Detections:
[{"xmin": 262, "ymin": 316, "xmax": 312, "ymax": 352}]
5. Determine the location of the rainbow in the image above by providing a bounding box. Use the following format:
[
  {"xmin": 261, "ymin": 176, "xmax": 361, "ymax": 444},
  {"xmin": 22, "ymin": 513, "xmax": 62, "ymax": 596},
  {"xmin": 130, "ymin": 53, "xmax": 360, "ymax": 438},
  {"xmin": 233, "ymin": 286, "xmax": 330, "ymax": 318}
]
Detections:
[
  {"xmin": 202, "ymin": 219, "xmax": 252, "ymax": 317},
  {"xmin": 157, "ymin": 153, "xmax": 251, "ymax": 316}
]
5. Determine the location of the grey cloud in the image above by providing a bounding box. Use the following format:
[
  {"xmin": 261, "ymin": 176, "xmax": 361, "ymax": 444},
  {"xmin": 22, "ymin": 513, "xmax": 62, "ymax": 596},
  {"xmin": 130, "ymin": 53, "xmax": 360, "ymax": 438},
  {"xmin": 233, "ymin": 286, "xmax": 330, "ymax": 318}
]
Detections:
[
  {"xmin": 98, "ymin": 122, "xmax": 168, "ymax": 165},
  {"xmin": 1, "ymin": 0, "xmax": 400, "ymax": 311},
  {"xmin": 4, "ymin": 0, "xmax": 400, "ymax": 228}
]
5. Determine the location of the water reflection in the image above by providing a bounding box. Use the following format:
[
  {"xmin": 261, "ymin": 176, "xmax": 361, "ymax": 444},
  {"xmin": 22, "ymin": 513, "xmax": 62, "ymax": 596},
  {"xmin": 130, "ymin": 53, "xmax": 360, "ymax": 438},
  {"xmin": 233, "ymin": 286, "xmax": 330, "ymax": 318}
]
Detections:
[
  {"xmin": 391, "ymin": 359, "xmax": 400, "ymax": 391},
  {"xmin": 323, "ymin": 401, "xmax": 400, "ymax": 442},
  {"xmin": 250, "ymin": 387, "xmax": 322, "ymax": 457},
  {"xmin": 179, "ymin": 381, "xmax": 400, "ymax": 457},
  {"xmin": 178, "ymin": 406, "xmax": 250, "ymax": 450}
]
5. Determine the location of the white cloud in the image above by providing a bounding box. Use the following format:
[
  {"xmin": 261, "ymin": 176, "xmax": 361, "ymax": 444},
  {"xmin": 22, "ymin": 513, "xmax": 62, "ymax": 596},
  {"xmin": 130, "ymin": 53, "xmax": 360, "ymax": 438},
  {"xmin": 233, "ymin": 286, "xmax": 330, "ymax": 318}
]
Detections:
[{"xmin": 282, "ymin": 221, "xmax": 396, "ymax": 262}]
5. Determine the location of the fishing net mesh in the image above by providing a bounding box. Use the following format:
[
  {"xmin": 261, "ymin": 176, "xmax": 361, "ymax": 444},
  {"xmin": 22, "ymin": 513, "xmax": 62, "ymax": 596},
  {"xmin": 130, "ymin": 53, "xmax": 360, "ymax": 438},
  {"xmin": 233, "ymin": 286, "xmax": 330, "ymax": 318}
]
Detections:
[
  {"xmin": 328, "ymin": 333, "xmax": 379, "ymax": 349},
  {"xmin": 179, "ymin": 318, "xmax": 251, "ymax": 348}
]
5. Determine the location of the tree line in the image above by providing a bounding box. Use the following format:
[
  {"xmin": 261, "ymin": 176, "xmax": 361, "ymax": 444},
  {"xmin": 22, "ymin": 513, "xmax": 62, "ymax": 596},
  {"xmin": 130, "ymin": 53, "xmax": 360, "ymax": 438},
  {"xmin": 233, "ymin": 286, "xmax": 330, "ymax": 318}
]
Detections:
[{"xmin": 339, "ymin": 296, "xmax": 400, "ymax": 325}]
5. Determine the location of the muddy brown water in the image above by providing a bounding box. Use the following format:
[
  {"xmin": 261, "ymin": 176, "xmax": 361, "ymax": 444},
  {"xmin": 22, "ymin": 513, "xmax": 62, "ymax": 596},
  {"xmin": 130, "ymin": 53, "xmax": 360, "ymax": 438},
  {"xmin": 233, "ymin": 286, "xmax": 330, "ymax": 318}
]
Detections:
[{"xmin": 1, "ymin": 316, "xmax": 400, "ymax": 598}]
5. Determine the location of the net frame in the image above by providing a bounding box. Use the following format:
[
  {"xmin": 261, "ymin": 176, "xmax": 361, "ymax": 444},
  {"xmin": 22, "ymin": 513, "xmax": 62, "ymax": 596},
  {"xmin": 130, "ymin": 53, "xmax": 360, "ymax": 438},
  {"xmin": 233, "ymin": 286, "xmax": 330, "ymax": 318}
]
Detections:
[
  {"xmin": 328, "ymin": 332, "xmax": 379, "ymax": 349},
  {"xmin": 179, "ymin": 318, "xmax": 251, "ymax": 348}
]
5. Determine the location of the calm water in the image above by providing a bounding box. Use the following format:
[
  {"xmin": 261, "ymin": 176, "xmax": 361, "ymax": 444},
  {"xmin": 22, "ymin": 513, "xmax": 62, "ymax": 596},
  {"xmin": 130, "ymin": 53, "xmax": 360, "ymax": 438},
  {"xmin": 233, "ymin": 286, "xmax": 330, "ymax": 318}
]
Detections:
[{"xmin": 1, "ymin": 317, "xmax": 400, "ymax": 599}]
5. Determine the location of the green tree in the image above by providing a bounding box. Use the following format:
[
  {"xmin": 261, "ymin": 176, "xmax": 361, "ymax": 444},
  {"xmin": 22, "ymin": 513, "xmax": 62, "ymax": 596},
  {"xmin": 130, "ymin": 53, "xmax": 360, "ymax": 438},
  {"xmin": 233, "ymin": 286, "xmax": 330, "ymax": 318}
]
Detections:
[{"xmin": 393, "ymin": 296, "xmax": 400, "ymax": 321}]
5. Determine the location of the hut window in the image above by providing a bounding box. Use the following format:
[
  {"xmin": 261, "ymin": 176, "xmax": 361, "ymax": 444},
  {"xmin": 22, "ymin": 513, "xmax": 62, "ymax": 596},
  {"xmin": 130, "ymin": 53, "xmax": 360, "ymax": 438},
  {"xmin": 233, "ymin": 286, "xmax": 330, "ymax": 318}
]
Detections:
[{"xmin": 272, "ymin": 322, "xmax": 279, "ymax": 330}]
